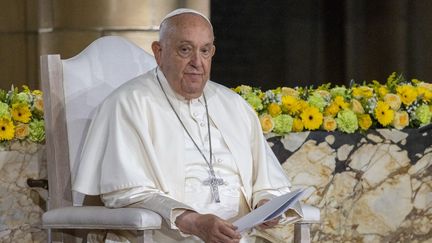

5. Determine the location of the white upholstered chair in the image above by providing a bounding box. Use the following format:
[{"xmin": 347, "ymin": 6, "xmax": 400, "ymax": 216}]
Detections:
[
  {"xmin": 40, "ymin": 36, "xmax": 319, "ymax": 243},
  {"xmin": 41, "ymin": 36, "xmax": 161, "ymax": 242}
]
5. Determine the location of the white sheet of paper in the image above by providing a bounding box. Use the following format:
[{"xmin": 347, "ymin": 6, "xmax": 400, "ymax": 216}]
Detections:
[{"xmin": 233, "ymin": 188, "xmax": 305, "ymax": 232}]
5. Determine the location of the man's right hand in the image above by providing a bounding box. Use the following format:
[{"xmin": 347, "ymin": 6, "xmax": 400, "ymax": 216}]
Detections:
[{"xmin": 175, "ymin": 210, "xmax": 242, "ymax": 243}]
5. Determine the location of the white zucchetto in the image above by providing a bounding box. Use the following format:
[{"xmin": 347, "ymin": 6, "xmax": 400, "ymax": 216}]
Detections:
[{"xmin": 160, "ymin": 8, "xmax": 212, "ymax": 28}]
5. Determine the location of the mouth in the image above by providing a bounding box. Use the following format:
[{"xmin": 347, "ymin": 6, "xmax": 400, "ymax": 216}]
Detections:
[
  {"xmin": 184, "ymin": 73, "xmax": 203, "ymax": 76},
  {"xmin": 184, "ymin": 73, "xmax": 204, "ymax": 81}
]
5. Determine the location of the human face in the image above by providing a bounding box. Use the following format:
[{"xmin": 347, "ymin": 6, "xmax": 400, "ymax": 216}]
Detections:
[{"xmin": 152, "ymin": 14, "xmax": 215, "ymax": 99}]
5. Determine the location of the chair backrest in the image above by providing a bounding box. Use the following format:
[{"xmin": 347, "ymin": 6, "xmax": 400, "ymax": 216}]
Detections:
[{"xmin": 41, "ymin": 36, "xmax": 157, "ymax": 208}]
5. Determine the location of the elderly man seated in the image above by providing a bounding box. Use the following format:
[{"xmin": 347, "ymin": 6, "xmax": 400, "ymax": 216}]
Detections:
[{"xmin": 73, "ymin": 8, "xmax": 302, "ymax": 243}]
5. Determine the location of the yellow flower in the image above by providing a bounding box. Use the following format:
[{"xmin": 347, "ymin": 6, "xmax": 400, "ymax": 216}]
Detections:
[
  {"xmin": 298, "ymin": 100, "xmax": 309, "ymax": 110},
  {"xmin": 358, "ymin": 114, "xmax": 372, "ymax": 130},
  {"xmin": 281, "ymin": 95, "xmax": 301, "ymax": 115},
  {"xmin": 417, "ymin": 86, "xmax": 432, "ymax": 102},
  {"xmin": 322, "ymin": 116, "xmax": 337, "ymax": 131},
  {"xmin": 378, "ymin": 86, "xmax": 389, "ymax": 98},
  {"xmin": 360, "ymin": 86, "xmax": 374, "ymax": 98},
  {"xmin": 0, "ymin": 118, "xmax": 15, "ymax": 141},
  {"xmin": 15, "ymin": 123, "xmax": 29, "ymax": 139},
  {"xmin": 396, "ymin": 85, "xmax": 418, "ymax": 106},
  {"xmin": 352, "ymin": 87, "xmax": 362, "ymax": 99},
  {"xmin": 352, "ymin": 86, "xmax": 374, "ymax": 99},
  {"xmin": 281, "ymin": 87, "xmax": 299, "ymax": 97},
  {"xmin": 424, "ymin": 90, "xmax": 432, "ymax": 102},
  {"xmin": 267, "ymin": 103, "xmax": 282, "ymax": 117},
  {"xmin": 392, "ymin": 111, "xmax": 409, "ymax": 130},
  {"xmin": 259, "ymin": 114, "xmax": 274, "ymax": 134},
  {"xmin": 417, "ymin": 86, "xmax": 427, "ymax": 96},
  {"xmin": 384, "ymin": 93, "xmax": 401, "ymax": 110},
  {"xmin": 292, "ymin": 118, "xmax": 304, "ymax": 132},
  {"xmin": 11, "ymin": 103, "xmax": 32, "ymax": 123},
  {"xmin": 300, "ymin": 106, "xmax": 323, "ymax": 130},
  {"xmin": 324, "ymin": 103, "xmax": 339, "ymax": 117},
  {"xmin": 351, "ymin": 99, "xmax": 365, "ymax": 114},
  {"xmin": 325, "ymin": 96, "xmax": 349, "ymax": 117},
  {"xmin": 374, "ymin": 101, "xmax": 394, "ymax": 126},
  {"xmin": 32, "ymin": 89, "xmax": 43, "ymax": 96},
  {"xmin": 334, "ymin": 96, "xmax": 349, "ymax": 109}
]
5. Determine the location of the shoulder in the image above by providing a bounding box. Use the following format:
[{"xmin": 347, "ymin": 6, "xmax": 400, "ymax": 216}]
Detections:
[
  {"xmin": 206, "ymin": 81, "xmax": 257, "ymax": 117},
  {"xmin": 206, "ymin": 81, "xmax": 245, "ymax": 102},
  {"xmin": 114, "ymin": 70, "xmax": 157, "ymax": 97},
  {"xmin": 102, "ymin": 70, "xmax": 159, "ymax": 107},
  {"xmin": 207, "ymin": 81, "xmax": 254, "ymax": 108}
]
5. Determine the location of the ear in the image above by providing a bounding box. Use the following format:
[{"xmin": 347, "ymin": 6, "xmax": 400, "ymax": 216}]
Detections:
[
  {"xmin": 211, "ymin": 44, "xmax": 216, "ymax": 57},
  {"xmin": 151, "ymin": 41, "xmax": 162, "ymax": 66}
]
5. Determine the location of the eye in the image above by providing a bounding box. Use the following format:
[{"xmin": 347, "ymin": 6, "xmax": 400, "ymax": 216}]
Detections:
[
  {"xmin": 201, "ymin": 47, "xmax": 212, "ymax": 58},
  {"xmin": 178, "ymin": 45, "xmax": 192, "ymax": 57}
]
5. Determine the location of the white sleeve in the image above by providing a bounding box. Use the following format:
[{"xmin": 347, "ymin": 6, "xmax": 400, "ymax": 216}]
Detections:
[{"xmin": 102, "ymin": 186, "xmax": 195, "ymax": 230}]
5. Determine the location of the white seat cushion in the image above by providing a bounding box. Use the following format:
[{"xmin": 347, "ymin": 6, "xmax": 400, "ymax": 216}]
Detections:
[
  {"xmin": 42, "ymin": 206, "xmax": 162, "ymax": 230},
  {"xmin": 299, "ymin": 204, "xmax": 320, "ymax": 223}
]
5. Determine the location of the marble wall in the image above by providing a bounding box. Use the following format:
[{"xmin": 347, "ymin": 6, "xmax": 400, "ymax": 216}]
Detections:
[
  {"xmin": 267, "ymin": 129, "xmax": 432, "ymax": 242},
  {"xmin": 0, "ymin": 142, "xmax": 46, "ymax": 243}
]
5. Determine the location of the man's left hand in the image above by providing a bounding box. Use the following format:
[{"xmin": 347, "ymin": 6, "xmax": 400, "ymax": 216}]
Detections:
[{"xmin": 256, "ymin": 199, "xmax": 281, "ymax": 229}]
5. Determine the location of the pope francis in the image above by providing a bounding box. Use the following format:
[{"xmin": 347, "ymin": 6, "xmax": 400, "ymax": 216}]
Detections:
[{"xmin": 73, "ymin": 8, "xmax": 301, "ymax": 243}]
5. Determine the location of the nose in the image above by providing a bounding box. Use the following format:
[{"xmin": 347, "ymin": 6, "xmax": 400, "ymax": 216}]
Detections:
[{"xmin": 188, "ymin": 50, "xmax": 202, "ymax": 68}]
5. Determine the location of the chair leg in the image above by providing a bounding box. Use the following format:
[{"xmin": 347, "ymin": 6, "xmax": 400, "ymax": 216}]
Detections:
[
  {"xmin": 136, "ymin": 230, "xmax": 144, "ymax": 243},
  {"xmin": 51, "ymin": 229, "xmax": 83, "ymax": 243},
  {"xmin": 294, "ymin": 223, "xmax": 311, "ymax": 243},
  {"xmin": 135, "ymin": 230, "xmax": 154, "ymax": 243}
]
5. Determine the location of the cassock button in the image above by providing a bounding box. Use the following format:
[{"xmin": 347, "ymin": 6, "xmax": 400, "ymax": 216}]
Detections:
[
  {"xmin": 200, "ymin": 122, "xmax": 205, "ymax": 127},
  {"xmin": 193, "ymin": 112, "xmax": 199, "ymax": 117},
  {"xmin": 217, "ymin": 158, "xmax": 223, "ymax": 163}
]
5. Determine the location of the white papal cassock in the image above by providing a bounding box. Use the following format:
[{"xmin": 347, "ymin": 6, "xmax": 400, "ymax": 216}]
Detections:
[{"xmin": 73, "ymin": 68, "xmax": 302, "ymax": 242}]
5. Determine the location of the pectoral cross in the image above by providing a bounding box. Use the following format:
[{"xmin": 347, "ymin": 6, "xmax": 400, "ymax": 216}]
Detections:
[{"xmin": 203, "ymin": 174, "xmax": 224, "ymax": 203}]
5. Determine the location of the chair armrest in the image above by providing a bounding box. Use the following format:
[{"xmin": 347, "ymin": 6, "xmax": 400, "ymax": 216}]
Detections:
[
  {"xmin": 42, "ymin": 206, "xmax": 162, "ymax": 230},
  {"xmin": 298, "ymin": 204, "xmax": 320, "ymax": 224}
]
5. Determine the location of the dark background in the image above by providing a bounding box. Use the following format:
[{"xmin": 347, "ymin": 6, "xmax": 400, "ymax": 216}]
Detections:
[{"xmin": 210, "ymin": 0, "xmax": 432, "ymax": 90}]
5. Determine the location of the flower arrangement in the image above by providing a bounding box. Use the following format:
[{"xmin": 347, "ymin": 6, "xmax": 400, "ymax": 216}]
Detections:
[
  {"xmin": 0, "ymin": 86, "xmax": 45, "ymax": 145},
  {"xmin": 233, "ymin": 72, "xmax": 432, "ymax": 135}
]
